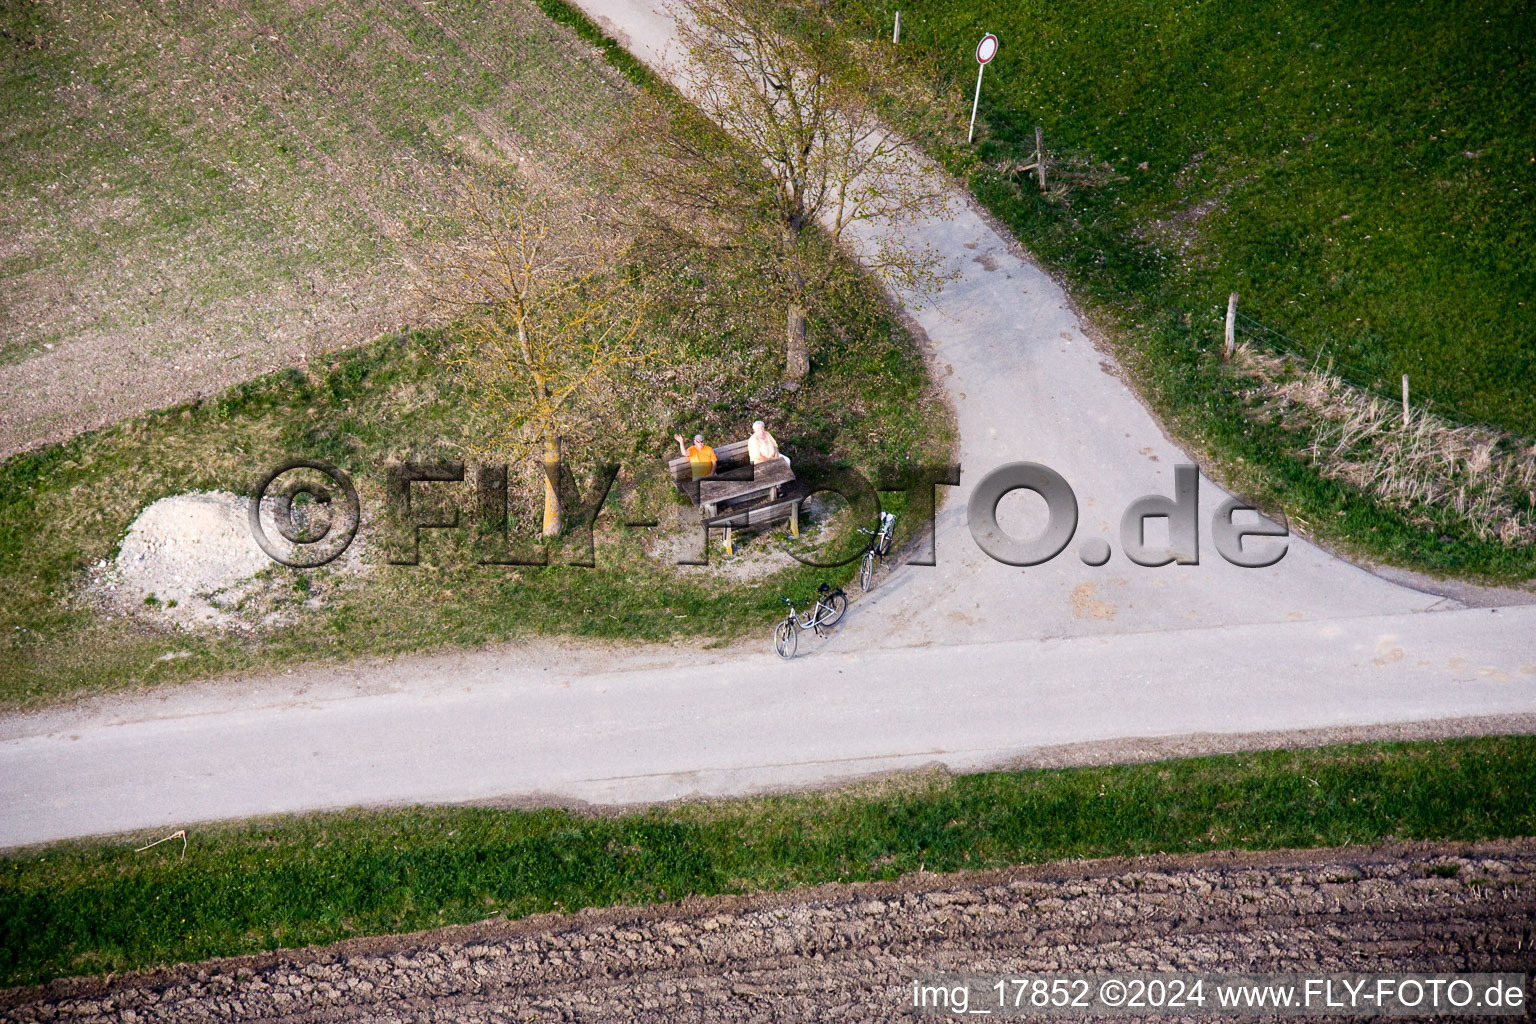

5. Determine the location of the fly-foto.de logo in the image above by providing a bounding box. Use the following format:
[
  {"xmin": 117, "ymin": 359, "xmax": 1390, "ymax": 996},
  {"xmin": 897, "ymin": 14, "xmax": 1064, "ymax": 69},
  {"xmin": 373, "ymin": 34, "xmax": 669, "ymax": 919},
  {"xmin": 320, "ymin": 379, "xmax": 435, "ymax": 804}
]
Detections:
[{"xmin": 249, "ymin": 458, "xmax": 1289, "ymax": 570}]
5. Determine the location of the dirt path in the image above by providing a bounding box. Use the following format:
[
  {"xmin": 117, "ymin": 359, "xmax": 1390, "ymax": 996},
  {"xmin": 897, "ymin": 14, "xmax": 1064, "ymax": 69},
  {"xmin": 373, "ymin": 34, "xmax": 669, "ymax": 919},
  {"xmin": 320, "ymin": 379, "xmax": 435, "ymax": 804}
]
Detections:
[{"xmin": 5, "ymin": 840, "xmax": 1533, "ymax": 1021}]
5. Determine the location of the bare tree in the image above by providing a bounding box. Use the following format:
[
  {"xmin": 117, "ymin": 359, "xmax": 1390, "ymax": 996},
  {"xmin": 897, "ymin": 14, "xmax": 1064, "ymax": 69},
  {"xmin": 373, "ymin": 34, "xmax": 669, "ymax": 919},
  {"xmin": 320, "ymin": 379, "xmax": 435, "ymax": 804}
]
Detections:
[
  {"xmin": 622, "ymin": 0, "xmax": 945, "ymax": 381},
  {"xmin": 423, "ymin": 175, "xmax": 655, "ymax": 536}
]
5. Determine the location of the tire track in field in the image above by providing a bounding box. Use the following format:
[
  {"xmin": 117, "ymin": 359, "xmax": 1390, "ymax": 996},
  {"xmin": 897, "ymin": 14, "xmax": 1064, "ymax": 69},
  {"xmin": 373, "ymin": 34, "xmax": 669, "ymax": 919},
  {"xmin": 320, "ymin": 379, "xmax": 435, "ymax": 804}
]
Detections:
[
  {"xmin": 328, "ymin": 0, "xmax": 575, "ymax": 172},
  {"xmin": 395, "ymin": 0, "xmax": 627, "ymax": 148},
  {"xmin": 126, "ymin": 0, "xmax": 411, "ymax": 250},
  {"xmin": 212, "ymin": 0, "xmax": 430, "ymax": 247}
]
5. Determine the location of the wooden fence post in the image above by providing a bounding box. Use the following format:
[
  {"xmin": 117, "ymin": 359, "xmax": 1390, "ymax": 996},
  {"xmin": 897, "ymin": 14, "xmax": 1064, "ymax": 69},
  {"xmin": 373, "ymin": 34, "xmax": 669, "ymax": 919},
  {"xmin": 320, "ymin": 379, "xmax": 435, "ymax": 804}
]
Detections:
[
  {"xmin": 1034, "ymin": 125, "xmax": 1046, "ymax": 190},
  {"xmin": 1223, "ymin": 292, "xmax": 1238, "ymax": 359},
  {"xmin": 1401, "ymin": 374, "xmax": 1410, "ymax": 426},
  {"xmin": 1018, "ymin": 129, "xmax": 1047, "ymax": 190},
  {"xmin": 893, "ymin": 10, "xmax": 900, "ymax": 43}
]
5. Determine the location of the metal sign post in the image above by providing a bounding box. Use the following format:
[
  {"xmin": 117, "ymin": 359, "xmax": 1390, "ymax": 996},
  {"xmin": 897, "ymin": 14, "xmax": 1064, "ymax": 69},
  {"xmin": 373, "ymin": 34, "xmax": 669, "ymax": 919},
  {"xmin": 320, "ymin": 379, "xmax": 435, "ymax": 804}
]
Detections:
[{"xmin": 969, "ymin": 32, "xmax": 998, "ymax": 144}]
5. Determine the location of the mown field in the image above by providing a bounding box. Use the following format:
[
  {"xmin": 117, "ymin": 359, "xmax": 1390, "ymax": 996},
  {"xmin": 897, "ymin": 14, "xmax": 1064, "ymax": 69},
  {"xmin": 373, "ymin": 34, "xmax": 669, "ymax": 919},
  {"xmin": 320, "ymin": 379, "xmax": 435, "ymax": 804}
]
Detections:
[
  {"xmin": 813, "ymin": 0, "xmax": 1536, "ymax": 580},
  {"xmin": 3, "ymin": 735, "xmax": 1533, "ymax": 988},
  {"xmin": 0, "ymin": 0, "xmax": 951, "ymax": 707}
]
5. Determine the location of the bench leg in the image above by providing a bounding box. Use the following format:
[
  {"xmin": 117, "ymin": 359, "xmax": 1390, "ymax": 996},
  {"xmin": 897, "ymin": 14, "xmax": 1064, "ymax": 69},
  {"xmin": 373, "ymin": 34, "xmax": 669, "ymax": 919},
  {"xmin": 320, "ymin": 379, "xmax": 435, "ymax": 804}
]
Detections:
[
  {"xmin": 724, "ymin": 526, "xmax": 733, "ymax": 555},
  {"xmin": 790, "ymin": 501, "xmax": 799, "ymax": 538}
]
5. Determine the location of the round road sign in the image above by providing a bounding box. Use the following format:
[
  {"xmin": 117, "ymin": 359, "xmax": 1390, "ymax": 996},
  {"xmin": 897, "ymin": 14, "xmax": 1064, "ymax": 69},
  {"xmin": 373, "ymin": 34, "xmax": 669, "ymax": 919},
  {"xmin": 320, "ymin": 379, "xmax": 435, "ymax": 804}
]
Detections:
[{"xmin": 976, "ymin": 32, "xmax": 999, "ymax": 64}]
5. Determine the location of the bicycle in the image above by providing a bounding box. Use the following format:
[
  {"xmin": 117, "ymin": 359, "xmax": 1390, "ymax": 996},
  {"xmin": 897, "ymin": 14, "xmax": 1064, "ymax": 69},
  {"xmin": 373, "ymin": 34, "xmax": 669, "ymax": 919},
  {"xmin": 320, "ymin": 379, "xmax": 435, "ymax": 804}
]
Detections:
[
  {"xmin": 857, "ymin": 511, "xmax": 897, "ymax": 591},
  {"xmin": 773, "ymin": 582, "xmax": 848, "ymax": 659}
]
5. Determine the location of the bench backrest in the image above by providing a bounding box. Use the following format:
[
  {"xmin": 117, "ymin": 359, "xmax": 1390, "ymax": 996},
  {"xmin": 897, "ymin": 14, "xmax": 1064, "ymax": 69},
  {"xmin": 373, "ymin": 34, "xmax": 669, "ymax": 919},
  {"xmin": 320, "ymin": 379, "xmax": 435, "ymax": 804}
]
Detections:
[{"xmin": 666, "ymin": 438, "xmax": 753, "ymax": 482}]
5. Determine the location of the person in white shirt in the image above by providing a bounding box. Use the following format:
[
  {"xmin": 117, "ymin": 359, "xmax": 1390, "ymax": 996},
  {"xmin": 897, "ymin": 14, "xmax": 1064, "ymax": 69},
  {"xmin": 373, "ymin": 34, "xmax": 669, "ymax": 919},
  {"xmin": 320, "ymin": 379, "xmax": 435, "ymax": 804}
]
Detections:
[{"xmin": 747, "ymin": 420, "xmax": 788, "ymax": 469}]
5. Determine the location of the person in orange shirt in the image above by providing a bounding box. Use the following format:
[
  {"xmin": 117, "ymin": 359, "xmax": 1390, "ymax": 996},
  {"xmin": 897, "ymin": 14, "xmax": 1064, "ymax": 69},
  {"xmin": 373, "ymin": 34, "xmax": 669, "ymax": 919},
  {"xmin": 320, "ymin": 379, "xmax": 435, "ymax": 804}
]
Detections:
[{"xmin": 675, "ymin": 432, "xmax": 717, "ymax": 479}]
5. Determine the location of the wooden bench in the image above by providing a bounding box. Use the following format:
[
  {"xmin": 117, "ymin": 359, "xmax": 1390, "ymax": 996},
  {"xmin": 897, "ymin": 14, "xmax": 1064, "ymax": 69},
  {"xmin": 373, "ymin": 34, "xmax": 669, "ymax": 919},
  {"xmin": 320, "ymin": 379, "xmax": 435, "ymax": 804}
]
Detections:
[
  {"xmin": 666, "ymin": 439, "xmax": 751, "ymax": 487},
  {"xmin": 668, "ymin": 441, "xmax": 793, "ymax": 514}
]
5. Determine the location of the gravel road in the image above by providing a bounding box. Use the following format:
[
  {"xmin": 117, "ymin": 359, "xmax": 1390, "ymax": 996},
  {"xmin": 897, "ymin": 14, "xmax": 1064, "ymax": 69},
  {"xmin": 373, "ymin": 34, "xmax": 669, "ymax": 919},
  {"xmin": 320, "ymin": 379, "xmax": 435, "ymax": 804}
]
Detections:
[{"xmin": 5, "ymin": 840, "xmax": 1533, "ymax": 1022}]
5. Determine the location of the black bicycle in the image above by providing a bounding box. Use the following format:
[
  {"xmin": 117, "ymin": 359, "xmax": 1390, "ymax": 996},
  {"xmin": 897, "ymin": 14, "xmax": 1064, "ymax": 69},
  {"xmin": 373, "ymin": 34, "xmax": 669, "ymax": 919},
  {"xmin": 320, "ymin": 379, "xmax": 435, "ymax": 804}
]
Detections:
[{"xmin": 773, "ymin": 583, "xmax": 849, "ymax": 659}]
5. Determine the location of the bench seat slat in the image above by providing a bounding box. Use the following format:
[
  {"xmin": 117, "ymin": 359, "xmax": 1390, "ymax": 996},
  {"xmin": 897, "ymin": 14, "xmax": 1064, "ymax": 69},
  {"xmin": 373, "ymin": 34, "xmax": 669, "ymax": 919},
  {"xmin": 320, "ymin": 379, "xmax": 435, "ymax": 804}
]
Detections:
[{"xmin": 707, "ymin": 493, "xmax": 802, "ymax": 528}]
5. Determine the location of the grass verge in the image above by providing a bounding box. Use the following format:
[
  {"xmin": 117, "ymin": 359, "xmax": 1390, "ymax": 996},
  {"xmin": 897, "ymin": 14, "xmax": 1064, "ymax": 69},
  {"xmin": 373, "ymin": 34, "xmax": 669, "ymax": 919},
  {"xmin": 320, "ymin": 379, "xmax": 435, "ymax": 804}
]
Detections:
[{"xmin": 3, "ymin": 735, "xmax": 1534, "ymax": 988}]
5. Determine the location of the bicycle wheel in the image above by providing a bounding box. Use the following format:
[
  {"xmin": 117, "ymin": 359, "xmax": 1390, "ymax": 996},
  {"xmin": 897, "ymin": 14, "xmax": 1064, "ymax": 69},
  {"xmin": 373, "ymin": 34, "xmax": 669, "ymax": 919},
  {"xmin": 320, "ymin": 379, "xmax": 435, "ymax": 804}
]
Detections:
[
  {"xmin": 773, "ymin": 619, "xmax": 797, "ymax": 659},
  {"xmin": 859, "ymin": 551, "xmax": 875, "ymax": 590},
  {"xmin": 816, "ymin": 589, "xmax": 848, "ymax": 627}
]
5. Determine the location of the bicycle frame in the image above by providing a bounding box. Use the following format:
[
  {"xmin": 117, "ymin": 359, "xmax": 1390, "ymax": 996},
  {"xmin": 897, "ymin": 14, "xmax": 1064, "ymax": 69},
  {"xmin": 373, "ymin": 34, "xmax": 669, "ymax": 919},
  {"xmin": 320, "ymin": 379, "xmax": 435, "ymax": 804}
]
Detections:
[
  {"xmin": 860, "ymin": 512, "xmax": 897, "ymax": 554},
  {"xmin": 783, "ymin": 595, "xmax": 837, "ymax": 631},
  {"xmin": 775, "ymin": 584, "xmax": 847, "ymax": 658}
]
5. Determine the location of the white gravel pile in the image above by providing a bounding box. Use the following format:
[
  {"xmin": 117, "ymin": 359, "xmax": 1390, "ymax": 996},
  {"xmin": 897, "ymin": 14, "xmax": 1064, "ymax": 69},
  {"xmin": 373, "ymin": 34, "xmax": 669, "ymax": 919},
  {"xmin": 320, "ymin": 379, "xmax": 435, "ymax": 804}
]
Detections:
[{"xmin": 102, "ymin": 491, "xmax": 272, "ymax": 629}]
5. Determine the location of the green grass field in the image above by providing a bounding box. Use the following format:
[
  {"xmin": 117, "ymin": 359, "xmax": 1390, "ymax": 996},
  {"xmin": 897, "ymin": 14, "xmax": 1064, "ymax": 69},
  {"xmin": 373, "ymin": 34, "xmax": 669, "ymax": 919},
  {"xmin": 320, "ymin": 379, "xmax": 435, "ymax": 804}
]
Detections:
[
  {"xmin": 3, "ymin": 735, "xmax": 1532, "ymax": 988},
  {"xmin": 838, "ymin": 0, "xmax": 1535, "ymax": 431},
  {"xmin": 812, "ymin": 0, "xmax": 1536, "ymax": 580}
]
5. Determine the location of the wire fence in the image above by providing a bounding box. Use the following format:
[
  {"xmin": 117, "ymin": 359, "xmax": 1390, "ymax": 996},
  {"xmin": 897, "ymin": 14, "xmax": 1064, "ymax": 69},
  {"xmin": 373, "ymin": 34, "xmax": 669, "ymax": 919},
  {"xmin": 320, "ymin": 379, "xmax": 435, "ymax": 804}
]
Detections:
[
  {"xmin": 1227, "ymin": 302, "xmax": 1536, "ymax": 538},
  {"xmin": 1220, "ymin": 304, "xmax": 1524, "ymax": 440}
]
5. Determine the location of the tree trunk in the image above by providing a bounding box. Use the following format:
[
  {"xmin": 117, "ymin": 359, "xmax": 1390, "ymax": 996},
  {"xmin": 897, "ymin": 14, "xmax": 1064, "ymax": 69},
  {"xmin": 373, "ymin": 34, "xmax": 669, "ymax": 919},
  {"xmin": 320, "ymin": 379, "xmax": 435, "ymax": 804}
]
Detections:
[
  {"xmin": 785, "ymin": 301, "xmax": 809, "ymax": 380},
  {"xmin": 541, "ymin": 433, "xmax": 562, "ymax": 537}
]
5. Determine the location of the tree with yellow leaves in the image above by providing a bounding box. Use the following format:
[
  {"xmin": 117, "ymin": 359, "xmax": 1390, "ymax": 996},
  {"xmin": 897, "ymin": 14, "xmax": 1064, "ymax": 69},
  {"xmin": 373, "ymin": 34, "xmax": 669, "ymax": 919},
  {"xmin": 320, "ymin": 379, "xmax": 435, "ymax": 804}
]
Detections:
[{"xmin": 426, "ymin": 176, "xmax": 655, "ymax": 536}]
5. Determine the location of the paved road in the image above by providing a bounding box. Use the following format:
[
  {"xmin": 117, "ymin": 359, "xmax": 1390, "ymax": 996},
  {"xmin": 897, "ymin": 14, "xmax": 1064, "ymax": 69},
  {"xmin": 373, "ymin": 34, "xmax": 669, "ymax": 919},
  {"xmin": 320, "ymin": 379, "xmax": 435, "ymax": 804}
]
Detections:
[
  {"xmin": 3, "ymin": 606, "xmax": 1534, "ymax": 848},
  {"xmin": 1, "ymin": 0, "xmax": 1532, "ymax": 849}
]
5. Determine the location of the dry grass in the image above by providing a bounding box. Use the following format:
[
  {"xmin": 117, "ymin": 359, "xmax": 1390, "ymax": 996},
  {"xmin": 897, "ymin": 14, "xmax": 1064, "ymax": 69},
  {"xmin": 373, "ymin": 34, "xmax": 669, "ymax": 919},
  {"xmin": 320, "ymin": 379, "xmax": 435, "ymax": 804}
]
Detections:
[{"xmin": 1234, "ymin": 343, "xmax": 1536, "ymax": 545}]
